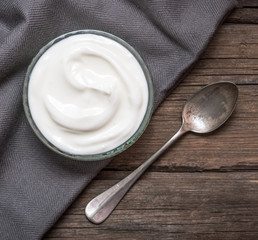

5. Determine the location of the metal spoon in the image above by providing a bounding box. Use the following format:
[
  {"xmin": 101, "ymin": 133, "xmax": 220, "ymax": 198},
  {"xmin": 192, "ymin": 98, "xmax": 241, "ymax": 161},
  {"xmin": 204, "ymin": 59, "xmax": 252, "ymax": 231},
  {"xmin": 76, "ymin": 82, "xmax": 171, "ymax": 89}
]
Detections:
[{"xmin": 85, "ymin": 81, "xmax": 238, "ymax": 224}]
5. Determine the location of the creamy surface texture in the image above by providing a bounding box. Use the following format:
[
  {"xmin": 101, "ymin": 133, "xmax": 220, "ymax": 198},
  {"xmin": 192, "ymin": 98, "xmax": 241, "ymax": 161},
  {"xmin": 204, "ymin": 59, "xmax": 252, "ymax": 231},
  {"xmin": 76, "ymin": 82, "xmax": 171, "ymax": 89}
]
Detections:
[{"xmin": 28, "ymin": 33, "xmax": 149, "ymax": 155}]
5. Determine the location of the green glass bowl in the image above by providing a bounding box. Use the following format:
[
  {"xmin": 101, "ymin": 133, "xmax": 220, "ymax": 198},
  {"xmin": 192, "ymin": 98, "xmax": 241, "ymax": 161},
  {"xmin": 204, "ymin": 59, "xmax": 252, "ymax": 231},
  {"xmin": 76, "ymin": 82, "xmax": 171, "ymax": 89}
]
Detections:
[{"xmin": 23, "ymin": 30, "xmax": 154, "ymax": 161}]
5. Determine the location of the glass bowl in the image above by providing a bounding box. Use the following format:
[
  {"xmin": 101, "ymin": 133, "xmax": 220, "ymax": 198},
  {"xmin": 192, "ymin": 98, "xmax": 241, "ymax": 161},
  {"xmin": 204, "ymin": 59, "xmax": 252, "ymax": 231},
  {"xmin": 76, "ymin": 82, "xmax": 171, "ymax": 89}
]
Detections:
[{"xmin": 23, "ymin": 30, "xmax": 154, "ymax": 161}]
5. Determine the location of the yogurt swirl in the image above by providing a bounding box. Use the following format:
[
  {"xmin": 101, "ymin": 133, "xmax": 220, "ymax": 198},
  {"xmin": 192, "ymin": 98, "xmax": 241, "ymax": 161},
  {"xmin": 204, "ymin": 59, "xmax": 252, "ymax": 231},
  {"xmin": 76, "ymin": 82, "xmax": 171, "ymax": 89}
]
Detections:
[{"xmin": 28, "ymin": 33, "xmax": 149, "ymax": 155}]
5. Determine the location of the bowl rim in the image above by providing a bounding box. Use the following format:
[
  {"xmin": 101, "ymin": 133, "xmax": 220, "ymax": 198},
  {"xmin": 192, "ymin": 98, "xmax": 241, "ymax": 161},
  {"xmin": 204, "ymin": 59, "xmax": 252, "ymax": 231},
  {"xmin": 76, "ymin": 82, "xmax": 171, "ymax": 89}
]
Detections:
[{"xmin": 23, "ymin": 29, "xmax": 154, "ymax": 161}]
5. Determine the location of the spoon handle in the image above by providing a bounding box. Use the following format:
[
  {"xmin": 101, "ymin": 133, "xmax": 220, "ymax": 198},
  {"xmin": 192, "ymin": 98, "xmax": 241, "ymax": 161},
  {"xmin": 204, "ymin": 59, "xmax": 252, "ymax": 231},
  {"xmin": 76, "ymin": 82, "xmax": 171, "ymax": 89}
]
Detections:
[{"xmin": 85, "ymin": 125, "xmax": 187, "ymax": 224}]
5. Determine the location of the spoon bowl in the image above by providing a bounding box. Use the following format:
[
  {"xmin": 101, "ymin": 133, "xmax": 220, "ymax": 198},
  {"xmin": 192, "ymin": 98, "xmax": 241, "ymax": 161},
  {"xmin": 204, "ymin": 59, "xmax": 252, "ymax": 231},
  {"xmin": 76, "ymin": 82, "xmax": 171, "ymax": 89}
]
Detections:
[
  {"xmin": 183, "ymin": 82, "xmax": 238, "ymax": 133},
  {"xmin": 85, "ymin": 81, "xmax": 238, "ymax": 224}
]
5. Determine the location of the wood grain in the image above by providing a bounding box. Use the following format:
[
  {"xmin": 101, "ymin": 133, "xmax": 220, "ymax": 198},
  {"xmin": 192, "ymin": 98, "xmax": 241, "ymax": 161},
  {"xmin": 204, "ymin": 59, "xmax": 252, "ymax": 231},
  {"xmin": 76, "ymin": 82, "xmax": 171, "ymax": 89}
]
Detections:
[
  {"xmin": 44, "ymin": 3, "xmax": 258, "ymax": 240},
  {"xmin": 45, "ymin": 172, "xmax": 258, "ymax": 240}
]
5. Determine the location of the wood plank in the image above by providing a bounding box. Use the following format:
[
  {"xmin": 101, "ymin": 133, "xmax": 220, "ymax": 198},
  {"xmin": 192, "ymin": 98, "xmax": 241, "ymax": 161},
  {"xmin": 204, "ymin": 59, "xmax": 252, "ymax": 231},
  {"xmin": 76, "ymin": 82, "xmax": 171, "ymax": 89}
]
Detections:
[
  {"xmin": 203, "ymin": 24, "xmax": 258, "ymax": 59},
  {"xmin": 227, "ymin": 8, "xmax": 258, "ymax": 24},
  {"xmin": 212, "ymin": 24, "xmax": 258, "ymax": 44},
  {"xmin": 238, "ymin": 0, "xmax": 258, "ymax": 7},
  {"xmin": 193, "ymin": 58, "xmax": 258, "ymax": 76},
  {"xmin": 44, "ymin": 171, "xmax": 258, "ymax": 240},
  {"xmin": 180, "ymin": 74, "xmax": 258, "ymax": 86}
]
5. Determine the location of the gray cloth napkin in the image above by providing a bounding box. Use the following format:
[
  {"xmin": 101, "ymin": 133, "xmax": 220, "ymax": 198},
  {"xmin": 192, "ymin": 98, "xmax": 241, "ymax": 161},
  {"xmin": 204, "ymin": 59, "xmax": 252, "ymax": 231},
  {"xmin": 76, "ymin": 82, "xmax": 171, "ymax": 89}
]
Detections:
[{"xmin": 0, "ymin": 0, "xmax": 236, "ymax": 239}]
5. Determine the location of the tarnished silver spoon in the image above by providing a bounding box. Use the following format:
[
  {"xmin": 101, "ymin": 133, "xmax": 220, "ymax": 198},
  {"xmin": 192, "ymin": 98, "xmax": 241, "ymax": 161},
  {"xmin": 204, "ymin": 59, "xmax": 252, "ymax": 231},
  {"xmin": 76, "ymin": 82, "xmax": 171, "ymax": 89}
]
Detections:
[{"xmin": 85, "ymin": 81, "xmax": 238, "ymax": 224}]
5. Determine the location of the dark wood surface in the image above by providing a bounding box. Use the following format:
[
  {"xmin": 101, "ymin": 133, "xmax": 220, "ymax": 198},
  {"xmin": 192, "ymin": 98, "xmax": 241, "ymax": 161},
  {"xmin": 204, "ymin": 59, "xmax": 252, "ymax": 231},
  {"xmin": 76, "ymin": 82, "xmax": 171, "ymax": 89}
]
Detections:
[{"xmin": 44, "ymin": 2, "xmax": 258, "ymax": 239}]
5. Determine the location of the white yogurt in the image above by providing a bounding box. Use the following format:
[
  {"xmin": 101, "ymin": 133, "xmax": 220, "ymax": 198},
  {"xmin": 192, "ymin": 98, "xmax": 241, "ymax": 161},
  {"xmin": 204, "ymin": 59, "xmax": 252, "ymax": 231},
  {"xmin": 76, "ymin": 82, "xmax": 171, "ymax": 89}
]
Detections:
[{"xmin": 28, "ymin": 33, "xmax": 149, "ymax": 155}]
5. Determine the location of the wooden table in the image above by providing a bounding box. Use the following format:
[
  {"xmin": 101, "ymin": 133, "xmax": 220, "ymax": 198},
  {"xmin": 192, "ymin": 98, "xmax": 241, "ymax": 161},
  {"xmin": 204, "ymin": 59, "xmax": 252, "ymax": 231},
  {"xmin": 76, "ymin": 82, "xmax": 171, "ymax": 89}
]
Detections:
[{"xmin": 45, "ymin": 2, "xmax": 258, "ymax": 239}]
